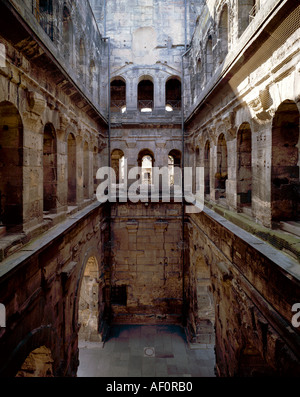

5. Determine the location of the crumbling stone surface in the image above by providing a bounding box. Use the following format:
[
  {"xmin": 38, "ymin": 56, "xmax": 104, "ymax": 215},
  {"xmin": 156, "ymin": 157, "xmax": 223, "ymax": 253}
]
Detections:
[
  {"xmin": 188, "ymin": 210, "xmax": 300, "ymax": 376},
  {"xmin": 0, "ymin": 0, "xmax": 299, "ymax": 379},
  {"xmin": 109, "ymin": 202, "xmax": 183, "ymax": 324}
]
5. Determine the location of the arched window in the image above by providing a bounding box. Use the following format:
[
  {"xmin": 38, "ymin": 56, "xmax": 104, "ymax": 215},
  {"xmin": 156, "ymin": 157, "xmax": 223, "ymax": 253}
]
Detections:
[
  {"xmin": 238, "ymin": 0, "xmax": 256, "ymax": 37},
  {"xmin": 0, "ymin": 101, "xmax": 23, "ymax": 229},
  {"xmin": 35, "ymin": 0, "xmax": 54, "ymax": 40},
  {"xmin": 193, "ymin": 146, "xmax": 201, "ymax": 194},
  {"xmin": 63, "ymin": 6, "xmax": 73, "ymax": 64},
  {"xmin": 43, "ymin": 123, "xmax": 57, "ymax": 212},
  {"xmin": 138, "ymin": 149, "xmax": 154, "ymax": 184},
  {"xmin": 142, "ymin": 156, "xmax": 153, "ymax": 184},
  {"xmin": 93, "ymin": 146, "xmax": 98, "ymax": 194},
  {"xmin": 237, "ymin": 123, "xmax": 252, "ymax": 209},
  {"xmin": 206, "ymin": 36, "xmax": 213, "ymax": 81},
  {"xmin": 195, "ymin": 58, "xmax": 203, "ymax": 89},
  {"xmin": 219, "ymin": 5, "xmax": 229, "ymax": 63},
  {"xmin": 110, "ymin": 78, "xmax": 126, "ymax": 113},
  {"xmin": 138, "ymin": 77, "xmax": 154, "ymax": 112},
  {"xmin": 79, "ymin": 38, "xmax": 86, "ymax": 83},
  {"xmin": 166, "ymin": 78, "xmax": 181, "ymax": 111},
  {"xmin": 215, "ymin": 133, "xmax": 228, "ymax": 198},
  {"xmin": 204, "ymin": 140, "xmax": 210, "ymax": 196},
  {"xmin": 67, "ymin": 133, "xmax": 77, "ymax": 205},
  {"xmin": 271, "ymin": 100, "xmax": 299, "ymax": 222},
  {"xmin": 111, "ymin": 149, "xmax": 125, "ymax": 184},
  {"xmin": 168, "ymin": 149, "xmax": 181, "ymax": 186},
  {"xmin": 83, "ymin": 141, "xmax": 90, "ymax": 199},
  {"xmin": 89, "ymin": 59, "xmax": 96, "ymax": 96}
]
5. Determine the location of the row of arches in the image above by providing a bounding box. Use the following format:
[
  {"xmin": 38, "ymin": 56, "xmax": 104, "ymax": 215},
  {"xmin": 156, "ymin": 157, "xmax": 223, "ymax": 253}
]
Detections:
[
  {"xmin": 50, "ymin": 129, "xmax": 97, "ymax": 208},
  {"xmin": 192, "ymin": 1, "xmax": 259, "ymax": 99},
  {"xmin": 110, "ymin": 76, "xmax": 181, "ymax": 113},
  {"xmin": 198, "ymin": 127, "xmax": 251, "ymax": 206},
  {"xmin": 0, "ymin": 101, "xmax": 98, "ymax": 229},
  {"xmin": 33, "ymin": 1, "xmax": 99, "ymax": 95},
  {"xmin": 195, "ymin": 100, "xmax": 299, "ymax": 223},
  {"xmin": 111, "ymin": 148, "xmax": 182, "ymax": 186}
]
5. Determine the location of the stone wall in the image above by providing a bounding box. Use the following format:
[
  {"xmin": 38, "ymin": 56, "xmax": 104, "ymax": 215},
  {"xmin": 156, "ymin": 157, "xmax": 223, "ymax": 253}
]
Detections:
[
  {"xmin": 0, "ymin": 202, "xmax": 109, "ymax": 377},
  {"xmin": 108, "ymin": 202, "xmax": 184, "ymax": 324},
  {"xmin": 90, "ymin": 0, "xmax": 193, "ymax": 118},
  {"xmin": 0, "ymin": 1, "xmax": 110, "ymax": 376},
  {"xmin": 187, "ymin": 208, "xmax": 300, "ymax": 376},
  {"xmin": 185, "ymin": 1, "xmax": 300, "ymax": 229},
  {"xmin": 0, "ymin": 0, "xmax": 107, "ymax": 259},
  {"xmin": 9, "ymin": 0, "xmax": 104, "ymax": 113},
  {"xmin": 90, "ymin": 0, "xmax": 195, "ymax": 69}
]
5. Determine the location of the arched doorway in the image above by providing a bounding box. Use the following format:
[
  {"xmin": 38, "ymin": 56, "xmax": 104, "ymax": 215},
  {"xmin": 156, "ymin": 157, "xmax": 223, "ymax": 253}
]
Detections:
[
  {"xmin": 219, "ymin": 5, "xmax": 229, "ymax": 63},
  {"xmin": 168, "ymin": 149, "xmax": 181, "ymax": 186},
  {"xmin": 79, "ymin": 37, "xmax": 86, "ymax": 84},
  {"xmin": 215, "ymin": 133, "xmax": 228, "ymax": 200},
  {"xmin": 204, "ymin": 140, "xmax": 210, "ymax": 196},
  {"xmin": 0, "ymin": 101, "xmax": 23, "ymax": 229},
  {"xmin": 78, "ymin": 257, "xmax": 100, "ymax": 342},
  {"xmin": 111, "ymin": 149, "xmax": 125, "ymax": 184},
  {"xmin": 206, "ymin": 36, "xmax": 213, "ymax": 81},
  {"xmin": 43, "ymin": 123, "xmax": 57, "ymax": 212},
  {"xmin": 138, "ymin": 77, "xmax": 154, "ymax": 112},
  {"xmin": 165, "ymin": 78, "xmax": 181, "ymax": 111},
  {"xmin": 271, "ymin": 100, "xmax": 299, "ymax": 222},
  {"xmin": 62, "ymin": 6, "xmax": 73, "ymax": 64},
  {"xmin": 138, "ymin": 149, "xmax": 155, "ymax": 185},
  {"xmin": 110, "ymin": 78, "xmax": 126, "ymax": 113},
  {"xmin": 83, "ymin": 141, "xmax": 90, "ymax": 200},
  {"xmin": 238, "ymin": 0, "xmax": 256, "ymax": 37},
  {"xmin": 15, "ymin": 346, "xmax": 54, "ymax": 377},
  {"xmin": 237, "ymin": 122, "xmax": 252, "ymax": 210},
  {"xmin": 36, "ymin": 0, "xmax": 54, "ymax": 41},
  {"xmin": 67, "ymin": 133, "xmax": 77, "ymax": 205}
]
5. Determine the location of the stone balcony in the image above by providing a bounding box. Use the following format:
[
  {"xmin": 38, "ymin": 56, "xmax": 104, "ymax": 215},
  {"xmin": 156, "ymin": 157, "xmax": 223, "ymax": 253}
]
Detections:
[{"xmin": 110, "ymin": 107, "xmax": 182, "ymax": 126}]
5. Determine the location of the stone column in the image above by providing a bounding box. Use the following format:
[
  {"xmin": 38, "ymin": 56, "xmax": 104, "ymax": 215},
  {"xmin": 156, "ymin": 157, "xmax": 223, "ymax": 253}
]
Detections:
[
  {"xmin": 153, "ymin": 73, "xmax": 166, "ymax": 115},
  {"xmin": 22, "ymin": 91, "xmax": 47, "ymax": 230}
]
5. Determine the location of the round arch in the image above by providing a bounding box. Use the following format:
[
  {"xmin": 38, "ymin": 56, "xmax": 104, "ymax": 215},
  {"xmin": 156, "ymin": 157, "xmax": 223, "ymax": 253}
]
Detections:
[
  {"xmin": 237, "ymin": 122, "xmax": 252, "ymax": 210},
  {"xmin": 110, "ymin": 77, "xmax": 126, "ymax": 112},
  {"xmin": 0, "ymin": 100, "xmax": 23, "ymax": 228},
  {"xmin": 165, "ymin": 77, "xmax": 181, "ymax": 111},
  {"xmin": 1, "ymin": 324, "xmax": 61, "ymax": 377},
  {"xmin": 67, "ymin": 132, "xmax": 77, "ymax": 205},
  {"xmin": 271, "ymin": 100, "xmax": 299, "ymax": 222},
  {"xmin": 43, "ymin": 123, "xmax": 57, "ymax": 212},
  {"xmin": 73, "ymin": 247, "xmax": 105, "ymax": 344},
  {"xmin": 137, "ymin": 76, "xmax": 154, "ymax": 112}
]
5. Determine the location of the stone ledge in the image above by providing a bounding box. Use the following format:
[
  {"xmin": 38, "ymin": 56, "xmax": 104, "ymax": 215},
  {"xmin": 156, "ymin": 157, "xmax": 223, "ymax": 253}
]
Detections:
[
  {"xmin": 0, "ymin": 201, "xmax": 104, "ymax": 278},
  {"xmin": 205, "ymin": 201, "xmax": 300, "ymax": 263}
]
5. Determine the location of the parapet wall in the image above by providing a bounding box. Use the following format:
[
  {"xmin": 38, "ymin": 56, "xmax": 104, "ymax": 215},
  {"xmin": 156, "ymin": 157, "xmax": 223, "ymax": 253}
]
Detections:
[{"xmin": 187, "ymin": 207, "xmax": 300, "ymax": 376}]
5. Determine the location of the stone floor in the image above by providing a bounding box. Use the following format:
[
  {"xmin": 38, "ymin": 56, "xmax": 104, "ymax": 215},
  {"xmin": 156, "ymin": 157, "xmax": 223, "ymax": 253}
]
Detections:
[{"xmin": 77, "ymin": 325, "xmax": 216, "ymax": 377}]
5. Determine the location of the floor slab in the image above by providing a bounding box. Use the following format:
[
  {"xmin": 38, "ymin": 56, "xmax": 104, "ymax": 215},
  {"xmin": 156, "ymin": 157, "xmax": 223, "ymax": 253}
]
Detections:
[{"xmin": 77, "ymin": 325, "xmax": 216, "ymax": 377}]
